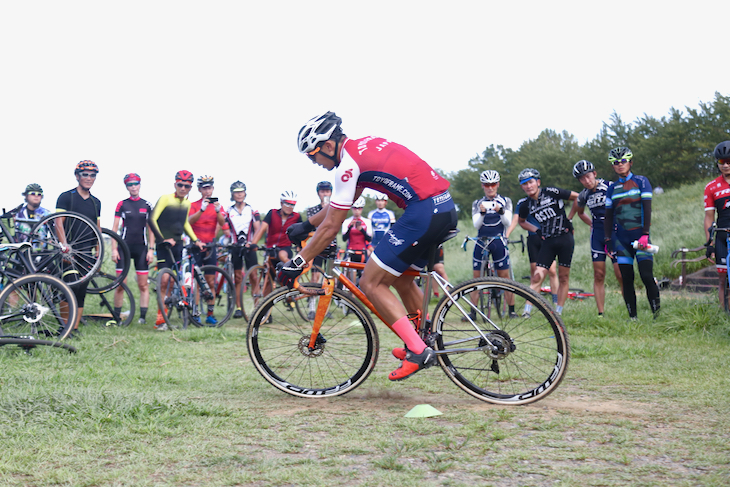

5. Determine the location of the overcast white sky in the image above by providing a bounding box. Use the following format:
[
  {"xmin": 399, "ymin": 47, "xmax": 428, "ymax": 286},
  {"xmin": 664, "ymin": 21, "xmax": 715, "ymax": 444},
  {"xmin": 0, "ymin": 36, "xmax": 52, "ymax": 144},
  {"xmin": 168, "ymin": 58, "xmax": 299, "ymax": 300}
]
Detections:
[{"xmin": 1, "ymin": 1, "xmax": 727, "ymax": 227}]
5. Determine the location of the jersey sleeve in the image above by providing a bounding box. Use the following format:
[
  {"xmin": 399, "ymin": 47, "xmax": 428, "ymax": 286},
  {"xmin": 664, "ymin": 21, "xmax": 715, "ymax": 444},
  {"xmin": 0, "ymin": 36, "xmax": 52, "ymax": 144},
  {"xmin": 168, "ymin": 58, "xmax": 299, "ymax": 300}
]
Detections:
[
  {"xmin": 329, "ymin": 155, "xmax": 361, "ymax": 211},
  {"xmin": 55, "ymin": 192, "xmax": 70, "ymax": 212},
  {"xmin": 114, "ymin": 200, "xmax": 124, "ymax": 217}
]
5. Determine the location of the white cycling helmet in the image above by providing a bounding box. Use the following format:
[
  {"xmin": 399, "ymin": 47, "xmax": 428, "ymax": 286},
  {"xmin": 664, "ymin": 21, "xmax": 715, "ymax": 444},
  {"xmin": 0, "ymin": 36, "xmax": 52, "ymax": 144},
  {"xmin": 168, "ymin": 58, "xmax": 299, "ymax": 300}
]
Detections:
[
  {"xmin": 352, "ymin": 196, "xmax": 366, "ymax": 208},
  {"xmin": 280, "ymin": 190, "xmax": 297, "ymax": 205},
  {"xmin": 297, "ymin": 111, "xmax": 343, "ymax": 154},
  {"xmin": 480, "ymin": 170, "xmax": 500, "ymax": 184},
  {"xmin": 375, "ymin": 193, "xmax": 388, "ymax": 201}
]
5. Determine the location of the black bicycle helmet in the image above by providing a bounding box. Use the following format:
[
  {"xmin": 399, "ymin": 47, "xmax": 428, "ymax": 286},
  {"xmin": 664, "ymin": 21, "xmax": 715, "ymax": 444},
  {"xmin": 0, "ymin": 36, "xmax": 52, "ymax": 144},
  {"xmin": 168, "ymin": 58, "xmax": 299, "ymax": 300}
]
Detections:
[
  {"xmin": 572, "ymin": 160, "xmax": 595, "ymax": 178},
  {"xmin": 608, "ymin": 147, "xmax": 633, "ymax": 164},
  {"xmin": 23, "ymin": 183, "xmax": 43, "ymax": 195},
  {"xmin": 518, "ymin": 168, "xmax": 540, "ymax": 183},
  {"xmin": 316, "ymin": 181, "xmax": 333, "ymax": 192},
  {"xmin": 714, "ymin": 141, "xmax": 730, "ymax": 160},
  {"xmin": 230, "ymin": 181, "xmax": 246, "ymax": 193}
]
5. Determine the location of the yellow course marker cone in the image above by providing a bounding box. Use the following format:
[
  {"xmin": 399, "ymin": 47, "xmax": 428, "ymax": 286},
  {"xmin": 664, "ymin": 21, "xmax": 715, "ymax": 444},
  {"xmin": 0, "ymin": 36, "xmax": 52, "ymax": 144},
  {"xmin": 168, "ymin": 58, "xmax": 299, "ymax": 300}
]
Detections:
[{"xmin": 404, "ymin": 404, "xmax": 442, "ymax": 418}]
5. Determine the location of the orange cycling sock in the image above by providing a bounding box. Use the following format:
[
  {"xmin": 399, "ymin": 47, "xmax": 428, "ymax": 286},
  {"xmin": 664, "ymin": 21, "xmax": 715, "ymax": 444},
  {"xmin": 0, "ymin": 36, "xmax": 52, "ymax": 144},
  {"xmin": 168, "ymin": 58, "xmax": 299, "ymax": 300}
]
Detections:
[{"xmin": 391, "ymin": 316, "xmax": 426, "ymax": 355}]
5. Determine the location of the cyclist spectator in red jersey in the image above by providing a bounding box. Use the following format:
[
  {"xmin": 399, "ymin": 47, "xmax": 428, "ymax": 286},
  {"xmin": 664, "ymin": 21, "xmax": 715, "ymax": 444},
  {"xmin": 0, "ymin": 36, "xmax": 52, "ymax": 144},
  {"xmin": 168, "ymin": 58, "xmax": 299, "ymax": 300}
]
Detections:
[
  {"xmin": 56, "ymin": 160, "xmax": 103, "ymax": 334},
  {"xmin": 341, "ymin": 196, "xmax": 372, "ymax": 283},
  {"xmin": 250, "ymin": 190, "xmax": 302, "ymax": 297},
  {"xmin": 282, "ymin": 112, "xmax": 457, "ymax": 381},
  {"xmin": 111, "ymin": 173, "xmax": 155, "ymax": 324},
  {"xmin": 188, "ymin": 175, "xmax": 227, "ymax": 325},
  {"xmin": 704, "ymin": 141, "xmax": 730, "ymax": 306},
  {"xmin": 225, "ymin": 181, "xmax": 261, "ymax": 319}
]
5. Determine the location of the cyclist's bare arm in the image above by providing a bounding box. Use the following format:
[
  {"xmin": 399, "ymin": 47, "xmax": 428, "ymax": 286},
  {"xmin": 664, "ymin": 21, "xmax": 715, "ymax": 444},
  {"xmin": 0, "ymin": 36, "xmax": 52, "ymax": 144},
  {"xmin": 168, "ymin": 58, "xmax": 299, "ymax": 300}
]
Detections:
[
  {"xmin": 250, "ymin": 221, "xmax": 268, "ymax": 246},
  {"xmin": 299, "ymin": 206, "xmax": 348, "ymax": 263},
  {"xmin": 705, "ymin": 208, "xmax": 716, "ymax": 242},
  {"xmin": 111, "ymin": 215, "xmax": 122, "ymax": 262},
  {"xmin": 518, "ymin": 217, "xmax": 539, "ymax": 234}
]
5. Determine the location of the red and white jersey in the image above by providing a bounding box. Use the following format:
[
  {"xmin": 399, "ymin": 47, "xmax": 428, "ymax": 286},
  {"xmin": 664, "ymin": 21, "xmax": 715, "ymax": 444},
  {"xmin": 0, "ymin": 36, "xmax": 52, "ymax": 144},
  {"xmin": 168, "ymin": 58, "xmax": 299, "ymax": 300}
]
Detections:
[
  {"xmin": 704, "ymin": 175, "xmax": 730, "ymax": 228},
  {"xmin": 329, "ymin": 136, "xmax": 450, "ymax": 211},
  {"xmin": 342, "ymin": 215, "xmax": 373, "ymax": 250}
]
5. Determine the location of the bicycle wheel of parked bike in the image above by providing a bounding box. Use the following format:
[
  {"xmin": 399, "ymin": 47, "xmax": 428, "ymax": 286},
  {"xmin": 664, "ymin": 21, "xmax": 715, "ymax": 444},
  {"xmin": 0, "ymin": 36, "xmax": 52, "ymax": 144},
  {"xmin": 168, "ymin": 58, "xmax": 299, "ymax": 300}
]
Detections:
[
  {"xmin": 156, "ymin": 268, "xmax": 188, "ymax": 329},
  {"xmin": 478, "ymin": 263, "xmax": 503, "ymax": 320},
  {"xmin": 0, "ymin": 273, "xmax": 77, "ymax": 340},
  {"xmin": 0, "ymin": 337, "xmax": 77, "ymax": 353},
  {"xmin": 245, "ymin": 264, "xmax": 269, "ymax": 310},
  {"xmin": 86, "ymin": 228, "xmax": 131, "ymax": 293},
  {"xmin": 432, "ymin": 277, "xmax": 569, "ymax": 406},
  {"xmin": 190, "ymin": 265, "xmax": 234, "ymax": 327},
  {"xmin": 247, "ymin": 283, "xmax": 379, "ymax": 398},
  {"xmin": 84, "ymin": 273, "xmax": 136, "ymax": 327},
  {"xmin": 27, "ymin": 212, "xmax": 103, "ymax": 287}
]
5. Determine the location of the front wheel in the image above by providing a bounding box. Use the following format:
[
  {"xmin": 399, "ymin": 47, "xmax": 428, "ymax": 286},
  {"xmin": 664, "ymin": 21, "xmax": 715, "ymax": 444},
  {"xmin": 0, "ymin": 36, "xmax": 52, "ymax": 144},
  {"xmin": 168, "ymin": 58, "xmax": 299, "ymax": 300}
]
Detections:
[
  {"xmin": 247, "ymin": 283, "xmax": 379, "ymax": 398},
  {"xmin": 432, "ymin": 277, "xmax": 569, "ymax": 405}
]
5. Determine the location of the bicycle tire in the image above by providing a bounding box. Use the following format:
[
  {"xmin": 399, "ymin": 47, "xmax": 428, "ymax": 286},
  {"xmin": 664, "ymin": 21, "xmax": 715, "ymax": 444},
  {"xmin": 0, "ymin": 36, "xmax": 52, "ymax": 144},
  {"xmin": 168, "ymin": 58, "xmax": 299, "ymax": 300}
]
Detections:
[
  {"xmin": 432, "ymin": 277, "xmax": 569, "ymax": 405},
  {"xmin": 84, "ymin": 274, "xmax": 136, "ymax": 327},
  {"xmin": 27, "ymin": 211, "xmax": 104, "ymax": 287},
  {"xmin": 0, "ymin": 337, "xmax": 77, "ymax": 353},
  {"xmin": 247, "ymin": 283, "xmax": 379, "ymax": 398},
  {"xmin": 156, "ymin": 268, "xmax": 188, "ymax": 329},
  {"xmin": 192, "ymin": 265, "xmax": 235, "ymax": 327},
  {"xmin": 0, "ymin": 273, "xmax": 78, "ymax": 340},
  {"xmin": 86, "ymin": 228, "xmax": 131, "ymax": 293}
]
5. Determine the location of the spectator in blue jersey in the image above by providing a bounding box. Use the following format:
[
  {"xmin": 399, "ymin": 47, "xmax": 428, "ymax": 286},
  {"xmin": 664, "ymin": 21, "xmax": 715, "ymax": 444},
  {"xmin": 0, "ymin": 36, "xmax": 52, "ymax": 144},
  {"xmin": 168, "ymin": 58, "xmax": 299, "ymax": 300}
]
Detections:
[
  {"xmin": 465, "ymin": 170, "xmax": 517, "ymax": 319},
  {"xmin": 567, "ymin": 161, "xmax": 623, "ymax": 317},
  {"xmin": 603, "ymin": 147, "xmax": 660, "ymax": 319},
  {"xmin": 111, "ymin": 173, "xmax": 155, "ymax": 324},
  {"xmin": 517, "ymin": 168, "xmax": 579, "ymax": 316},
  {"xmin": 13, "ymin": 183, "xmax": 51, "ymax": 242},
  {"xmin": 367, "ymin": 193, "xmax": 396, "ymax": 252}
]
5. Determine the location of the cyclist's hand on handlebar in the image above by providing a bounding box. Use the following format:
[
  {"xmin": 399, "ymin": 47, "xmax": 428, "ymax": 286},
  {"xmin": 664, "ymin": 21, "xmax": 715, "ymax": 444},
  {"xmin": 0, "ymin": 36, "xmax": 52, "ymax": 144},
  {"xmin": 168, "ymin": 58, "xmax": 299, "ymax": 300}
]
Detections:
[
  {"xmin": 194, "ymin": 240, "xmax": 206, "ymax": 251},
  {"xmin": 276, "ymin": 259, "xmax": 305, "ymax": 289},
  {"xmin": 286, "ymin": 221, "xmax": 315, "ymax": 246}
]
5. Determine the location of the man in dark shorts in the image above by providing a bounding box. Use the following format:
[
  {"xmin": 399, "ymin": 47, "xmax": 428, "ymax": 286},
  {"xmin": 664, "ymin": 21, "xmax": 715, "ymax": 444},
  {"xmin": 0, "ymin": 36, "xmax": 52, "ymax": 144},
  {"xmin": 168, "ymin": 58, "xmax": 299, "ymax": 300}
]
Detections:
[
  {"xmin": 517, "ymin": 168, "xmax": 579, "ymax": 316},
  {"xmin": 282, "ymin": 112, "xmax": 457, "ymax": 381},
  {"xmin": 111, "ymin": 173, "xmax": 155, "ymax": 324},
  {"xmin": 225, "ymin": 181, "xmax": 260, "ymax": 319},
  {"xmin": 55, "ymin": 160, "xmax": 103, "ymax": 334}
]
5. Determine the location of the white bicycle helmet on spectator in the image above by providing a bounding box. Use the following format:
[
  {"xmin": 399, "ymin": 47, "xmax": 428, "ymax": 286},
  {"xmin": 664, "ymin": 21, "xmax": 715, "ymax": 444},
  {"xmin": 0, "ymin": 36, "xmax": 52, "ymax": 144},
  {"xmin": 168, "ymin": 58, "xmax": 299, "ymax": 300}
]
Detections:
[
  {"xmin": 352, "ymin": 196, "xmax": 366, "ymax": 208},
  {"xmin": 572, "ymin": 160, "xmax": 595, "ymax": 178},
  {"xmin": 375, "ymin": 193, "xmax": 388, "ymax": 201},
  {"xmin": 480, "ymin": 170, "xmax": 500, "ymax": 184},
  {"xmin": 280, "ymin": 190, "xmax": 297, "ymax": 205},
  {"xmin": 297, "ymin": 111, "xmax": 343, "ymax": 154}
]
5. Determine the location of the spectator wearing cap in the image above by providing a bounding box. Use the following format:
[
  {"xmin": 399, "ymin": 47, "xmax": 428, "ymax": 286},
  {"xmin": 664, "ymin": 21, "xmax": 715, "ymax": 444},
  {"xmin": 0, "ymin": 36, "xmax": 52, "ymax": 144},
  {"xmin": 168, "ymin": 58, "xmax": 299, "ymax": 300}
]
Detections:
[
  {"xmin": 225, "ymin": 181, "xmax": 260, "ymax": 319},
  {"xmin": 13, "ymin": 183, "xmax": 51, "ymax": 241},
  {"xmin": 56, "ymin": 160, "xmax": 103, "ymax": 333},
  {"xmin": 110, "ymin": 173, "xmax": 155, "ymax": 324}
]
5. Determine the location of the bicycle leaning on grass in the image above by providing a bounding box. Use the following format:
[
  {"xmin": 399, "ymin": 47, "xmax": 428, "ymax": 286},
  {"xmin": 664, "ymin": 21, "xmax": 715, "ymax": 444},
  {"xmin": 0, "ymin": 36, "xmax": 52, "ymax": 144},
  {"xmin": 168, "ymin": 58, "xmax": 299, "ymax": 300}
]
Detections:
[{"xmin": 247, "ymin": 230, "xmax": 570, "ymax": 406}]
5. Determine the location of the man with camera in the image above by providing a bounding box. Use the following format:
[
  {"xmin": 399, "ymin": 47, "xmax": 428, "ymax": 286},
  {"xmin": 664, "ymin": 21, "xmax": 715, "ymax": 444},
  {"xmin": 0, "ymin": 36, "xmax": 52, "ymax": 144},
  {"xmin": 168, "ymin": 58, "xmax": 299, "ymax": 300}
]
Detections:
[{"xmin": 188, "ymin": 175, "xmax": 227, "ymax": 325}]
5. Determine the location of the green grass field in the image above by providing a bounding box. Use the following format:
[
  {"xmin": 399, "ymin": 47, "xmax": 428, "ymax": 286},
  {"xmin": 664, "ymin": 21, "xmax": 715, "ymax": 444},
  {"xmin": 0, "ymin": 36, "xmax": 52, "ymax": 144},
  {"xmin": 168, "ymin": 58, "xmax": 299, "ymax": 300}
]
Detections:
[{"xmin": 1, "ymin": 181, "xmax": 729, "ymax": 486}]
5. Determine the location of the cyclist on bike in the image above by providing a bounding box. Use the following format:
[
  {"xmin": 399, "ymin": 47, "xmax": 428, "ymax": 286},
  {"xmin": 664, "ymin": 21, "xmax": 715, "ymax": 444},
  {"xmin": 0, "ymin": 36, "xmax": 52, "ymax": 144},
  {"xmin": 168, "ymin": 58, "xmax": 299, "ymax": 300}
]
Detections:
[
  {"xmin": 567, "ymin": 160, "xmax": 623, "ymax": 316},
  {"xmin": 603, "ymin": 147, "xmax": 660, "ymax": 320},
  {"xmin": 249, "ymin": 190, "xmax": 302, "ymax": 298},
  {"xmin": 342, "ymin": 196, "xmax": 372, "ymax": 279},
  {"xmin": 225, "ymin": 181, "xmax": 261, "ymax": 319},
  {"xmin": 705, "ymin": 141, "xmax": 730, "ymax": 306},
  {"xmin": 188, "ymin": 175, "xmax": 227, "ymax": 325},
  {"xmin": 111, "ymin": 173, "xmax": 155, "ymax": 324},
  {"xmin": 282, "ymin": 111, "xmax": 457, "ymax": 381},
  {"xmin": 508, "ymin": 198, "xmax": 559, "ymax": 305},
  {"xmin": 56, "ymin": 160, "xmax": 104, "ymax": 334},
  {"xmin": 13, "ymin": 183, "xmax": 51, "ymax": 242},
  {"xmin": 466, "ymin": 170, "xmax": 517, "ymax": 319},
  {"xmin": 149, "ymin": 170, "xmax": 205, "ymax": 330},
  {"xmin": 517, "ymin": 168, "xmax": 579, "ymax": 316},
  {"xmin": 367, "ymin": 193, "xmax": 396, "ymax": 249}
]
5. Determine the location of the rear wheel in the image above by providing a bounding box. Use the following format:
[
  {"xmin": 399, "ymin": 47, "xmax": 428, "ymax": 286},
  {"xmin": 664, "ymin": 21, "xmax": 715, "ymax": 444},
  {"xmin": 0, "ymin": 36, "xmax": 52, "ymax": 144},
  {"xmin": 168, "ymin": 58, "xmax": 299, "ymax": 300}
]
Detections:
[
  {"xmin": 0, "ymin": 274, "xmax": 77, "ymax": 340},
  {"xmin": 84, "ymin": 273, "xmax": 136, "ymax": 327},
  {"xmin": 87, "ymin": 228, "xmax": 130, "ymax": 293},
  {"xmin": 193, "ymin": 265, "xmax": 235, "ymax": 327},
  {"xmin": 28, "ymin": 212, "xmax": 103, "ymax": 286},
  {"xmin": 433, "ymin": 277, "xmax": 569, "ymax": 405},
  {"xmin": 247, "ymin": 283, "xmax": 379, "ymax": 398}
]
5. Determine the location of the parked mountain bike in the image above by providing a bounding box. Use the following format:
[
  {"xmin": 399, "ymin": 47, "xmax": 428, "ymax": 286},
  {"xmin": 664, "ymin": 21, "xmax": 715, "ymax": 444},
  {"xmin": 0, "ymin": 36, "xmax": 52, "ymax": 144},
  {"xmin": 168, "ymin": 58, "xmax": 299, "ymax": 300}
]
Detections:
[
  {"xmin": 155, "ymin": 242, "xmax": 235, "ymax": 329},
  {"xmin": 247, "ymin": 231, "xmax": 569, "ymax": 405},
  {"xmin": 0, "ymin": 242, "xmax": 77, "ymax": 340}
]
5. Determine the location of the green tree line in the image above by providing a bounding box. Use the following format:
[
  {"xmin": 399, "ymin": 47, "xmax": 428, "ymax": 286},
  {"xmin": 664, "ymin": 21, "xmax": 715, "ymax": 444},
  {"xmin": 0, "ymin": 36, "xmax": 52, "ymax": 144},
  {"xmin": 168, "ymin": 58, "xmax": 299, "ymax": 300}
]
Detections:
[{"xmin": 448, "ymin": 92, "xmax": 730, "ymax": 217}]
